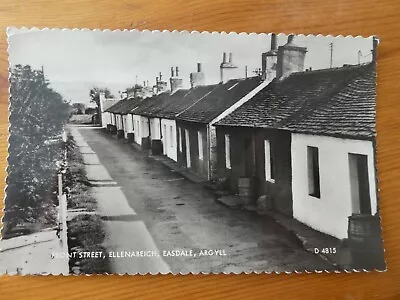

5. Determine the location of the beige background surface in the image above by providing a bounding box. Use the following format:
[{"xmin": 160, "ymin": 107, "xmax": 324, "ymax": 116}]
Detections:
[{"xmin": 0, "ymin": 0, "xmax": 399, "ymax": 299}]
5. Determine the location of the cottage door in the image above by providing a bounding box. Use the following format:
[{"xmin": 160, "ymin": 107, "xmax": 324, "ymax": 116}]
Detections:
[
  {"xmin": 163, "ymin": 124, "xmax": 168, "ymax": 153},
  {"xmin": 185, "ymin": 129, "xmax": 191, "ymax": 168}
]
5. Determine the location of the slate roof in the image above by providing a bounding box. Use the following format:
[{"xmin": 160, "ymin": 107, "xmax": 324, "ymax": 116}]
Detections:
[
  {"xmin": 129, "ymin": 92, "xmax": 170, "ymax": 115},
  {"xmin": 105, "ymin": 99, "xmax": 123, "ymax": 113},
  {"xmin": 216, "ymin": 63, "xmax": 376, "ymax": 139},
  {"xmin": 152, "ymin": 85, "xmax": 217, "ymax": 119},
  {"xmin": 106, "ymin": 97, "xmax": 145, "ymax": 114},
  {"xmin": 133, "ymin": 90, "xmax": 188, "ymax": 117},
  {"xmin": 176, "ymin": 76, "xmax": 263, "ymax": 123}
]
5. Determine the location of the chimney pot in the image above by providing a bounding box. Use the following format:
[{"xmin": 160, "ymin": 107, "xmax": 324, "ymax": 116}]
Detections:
[
  {"xmin": 287, "ymin": 34, "xmax": 295, "ymax": 44},
  {"xmin": 229, "ymin": 52, "xmax": 233, "ymax": 63},
  {"xmin": 171, "ymin": 67, "xmax": 174, "ymax": 77},
  {"xmin": 223, "ymin": 52, "xmax": 227, "ymax": 63},
  {"xmin": 175, "ymin": 66, "xmax": 179, "ymax": 77},
  {"xmin": 197, "ymin": 62, "xmax": 202, "ymax": 72},
  {"xmin": 271, "ymin": 33, "xmax": 277, "ymax": 50}
]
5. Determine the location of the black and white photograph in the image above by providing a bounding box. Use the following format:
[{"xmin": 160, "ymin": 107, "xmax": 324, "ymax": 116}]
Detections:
[{"xmin": 1, "ymin": 28, "xmax": 385, "ymax": 275}]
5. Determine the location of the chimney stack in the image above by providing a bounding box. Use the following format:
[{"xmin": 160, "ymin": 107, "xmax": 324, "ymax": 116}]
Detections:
[
  {"xmin": 276, "ymin": 34, "xmax": 307, "ymax": 79},
  {"xmin": 220, "ymin": 52, "xmax": 238, "ymax": 83},
  {"xmin": 99, "ymin": 91, "xmax": 106, "ymax": 102},
  {"xmin": 170, "ymin": 66, "xmax": 183, "ymax": 93},
  {"xmin": 190, "ymin": 62, "xmax": 205, "ymax": 88},
  {"xmin": 261, "ymin": 33, "xmax": 278, "ymax": 81}
]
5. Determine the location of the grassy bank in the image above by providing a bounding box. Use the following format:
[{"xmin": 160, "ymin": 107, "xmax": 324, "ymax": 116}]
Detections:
[{"xmin": 65, "ymin": 132, "xmax": 110, "ymax": 274}]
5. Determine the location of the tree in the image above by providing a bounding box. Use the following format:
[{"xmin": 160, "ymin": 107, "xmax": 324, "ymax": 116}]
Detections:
[
  {"xmin": 89, "ymin": 87, "xmax": 114, "ymax": 110},
  {"xmin": 4, "ymin": 65, "xmax": 70, "ymax": 237},
  {"xmin": 89, "ymin": 88, "xmax": 114, "ymax": 126},
  {"xmin": 72, "ymin": 102, "xmax": 86, "ymax": 115}
]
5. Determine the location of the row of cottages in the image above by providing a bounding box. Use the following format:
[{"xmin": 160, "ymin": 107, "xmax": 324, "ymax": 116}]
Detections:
[
  {"xmin": 214, "ymin": 38, "xmax": 377, "ymax": 239},
  {"xmin": 105, "ymin": 97, "xmax": 144, "ymax": 138},
  {"xmin": 111, "ymin": 58, "xmax": 271, "ymax": 181}
]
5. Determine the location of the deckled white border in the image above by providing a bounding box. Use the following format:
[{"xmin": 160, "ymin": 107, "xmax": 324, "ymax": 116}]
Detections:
[{"xmin": 3, "ymin": 27, "xmax": 385, "ymax": 275}]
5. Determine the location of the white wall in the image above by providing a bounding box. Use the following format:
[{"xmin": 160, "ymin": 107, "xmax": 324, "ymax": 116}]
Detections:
[
  {"xmin": 150, "ymin": 118, "xmax": 161, "ymax": 140},
  {"xmin": 126, "ymin": 114, "xmax": 134, "ymax": 133},
  {"xmin": 161, "ymin": 118, "xmax": 177, "ymax": 161},
  {"xmin": 122, "ymin": 115, "xmax": 128, "ymax": 138},
  {"xmin": 109, "ymin": 113, "xmax": 115, "ymax": 125},
  {"xmin": 132, "ymin": 115, "xmax": 150, "ymax": 145},
  {"xmin": 132, "ymin": 114, "xmax": 142, "ymax": 144},
  {"xmin": 115, "ymin": 115, "xmax": 123, "ymax": 130},
  {"xmin": 291, "ymin": 133, "xmax": 377, "ymax": 239}
]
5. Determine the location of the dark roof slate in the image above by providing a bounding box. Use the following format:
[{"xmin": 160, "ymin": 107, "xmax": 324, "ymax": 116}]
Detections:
[
  {"xmin": 129, "ymin": 92, "xmax": 170, "ymax": 115},
  {"xmin": 176, "ymin": 76, "xmax": 263, "ymax": 123},
  {"xmin": 153, "ymin": 85, "xmax": 217, "ymax": 119},
  {"xmin": 216, "ymin": 63, "xmax": 376, "ymax": 139},
  {"xmin": 105, "ymin": 97, "xmax": 144, "ymax": 114}
]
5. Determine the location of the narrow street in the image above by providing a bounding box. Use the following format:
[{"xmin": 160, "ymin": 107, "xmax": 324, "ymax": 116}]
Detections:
[{"xmin": 77, "ymin": 127, "xmax": 333, "ymax": 274}]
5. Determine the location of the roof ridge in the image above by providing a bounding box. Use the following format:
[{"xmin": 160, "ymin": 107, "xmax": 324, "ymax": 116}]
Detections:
[{"xmin": 289, "ymin": 62, "xmax": 373, "ymax": 77}]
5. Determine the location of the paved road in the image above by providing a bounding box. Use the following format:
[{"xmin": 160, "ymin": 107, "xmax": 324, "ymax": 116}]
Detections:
[{"xmin": 78, "ymin": 127, "xmax": 334, "ymax": 274}]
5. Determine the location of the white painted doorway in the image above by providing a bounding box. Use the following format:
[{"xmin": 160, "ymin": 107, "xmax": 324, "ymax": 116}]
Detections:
[{"xmin": 185, "ymin": 129, "xmax": 191, "ymax": 168}]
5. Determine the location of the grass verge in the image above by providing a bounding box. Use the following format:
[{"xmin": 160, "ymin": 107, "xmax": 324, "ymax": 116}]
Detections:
[{"xmin": 65, "ymin": 132, "xmax": 110, "ymax": 274}]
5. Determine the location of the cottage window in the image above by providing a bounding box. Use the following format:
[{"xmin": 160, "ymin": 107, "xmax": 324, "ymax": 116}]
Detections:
[
  {"xmin": 170, "ymin": 126, "xmax": 174, "ymax": 148},
  {"xmin": 178, "ymin": 128, "xmax": 183, "ymax": 152},
  {"xmin": 307, "ymin": 146, "xmax": 320, "ymax": 198},
  {"xmin": 225, "ymin": 134, "xmax": 231, "ymax": 169},
  {"xmin": 349, "ymin": 153, "xmax": 371, "ymax": 214},
  {"xmin": 264, "ymin": 140, "xmax": 274, "ymax": 181},
  {"xmin": 198, "ymin": 131, "xmax": 203, "ymax": 160}
]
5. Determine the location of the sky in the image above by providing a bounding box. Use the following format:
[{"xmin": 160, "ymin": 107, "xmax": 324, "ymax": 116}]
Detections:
[{"xmin": 7, "ymin": 28, "xmax": 374, "ymax": 106}]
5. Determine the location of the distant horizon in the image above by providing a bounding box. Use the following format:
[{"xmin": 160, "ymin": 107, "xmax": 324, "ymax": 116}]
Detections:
[{"xmin": 8, "ymin": 29, "xmax": 374, "ymax": 105}]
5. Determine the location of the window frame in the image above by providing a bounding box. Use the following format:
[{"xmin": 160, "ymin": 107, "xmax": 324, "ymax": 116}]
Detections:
[
  {"xmin": 264, "ymin": 139, "xmax": 275, "ymax": 183},
  {"xmin": 225, "ymin": 134, "xmax": 231, "ymax": 169},
  {"xmin": 198, "ymin": 131, "xmax": 203, "ymax": 160},
  {"xmin": 307, "ymin": 146, "xmax": 321, "ymax": 198}
]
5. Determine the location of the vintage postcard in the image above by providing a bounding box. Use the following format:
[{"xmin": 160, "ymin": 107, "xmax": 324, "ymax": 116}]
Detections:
[{"xmin": 2, "ymin": 28, "xmax": 385, "ymax": 275}]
